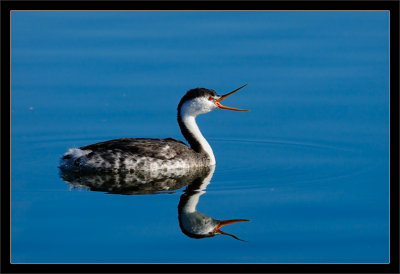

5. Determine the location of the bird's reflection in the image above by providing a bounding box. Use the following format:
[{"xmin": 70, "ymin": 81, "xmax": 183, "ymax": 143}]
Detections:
[
  {"xmin": 59, "ymin": 166, "xmax": 250, "ymax": 240},
  {"xmin": 59, "ymin": 167, "xmax": 208, "ymax": 195},
  {"xmin": 178, "ymin": 165, "xmax": 250, "ymax": 241}
]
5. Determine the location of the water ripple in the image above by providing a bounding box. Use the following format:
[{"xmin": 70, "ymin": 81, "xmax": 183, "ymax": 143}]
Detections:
[{"xmin": 211, "ymin": 137, "xmax": 356, "ymax": 152}]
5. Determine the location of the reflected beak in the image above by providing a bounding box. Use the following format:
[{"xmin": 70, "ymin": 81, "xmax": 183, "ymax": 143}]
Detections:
[
  {"xmin": 215, "ymin": 84, "xmax": 250, "ymax": 111},
  {"xmin": 215, "ymin": 219, "xmax": 250, "ymax": 241}
]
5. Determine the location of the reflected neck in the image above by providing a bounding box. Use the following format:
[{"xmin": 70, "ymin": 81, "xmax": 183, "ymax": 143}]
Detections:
[{"xmin": 179, "ymin": 165, "xmax": 215, "ymax": 213}]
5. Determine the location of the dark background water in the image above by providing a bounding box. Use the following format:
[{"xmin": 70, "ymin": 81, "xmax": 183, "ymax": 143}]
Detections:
[{"xmin": 11, "ymin": 11, "xmax": 389, "ymax": 263}]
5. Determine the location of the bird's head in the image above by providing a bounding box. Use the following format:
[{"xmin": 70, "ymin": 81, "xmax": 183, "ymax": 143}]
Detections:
[
  {"xmin": 178, "ymin": 84, "xmax": 250, "ymax": 117},
  {"xmin": 209, "ymin": 218, "xmax": 250, "ymax": 241},
  {"xmin": 179, "ymin": 212, "xmax": 250, "ymax": 241}
]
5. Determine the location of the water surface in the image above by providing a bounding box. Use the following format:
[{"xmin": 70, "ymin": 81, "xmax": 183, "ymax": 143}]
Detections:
[{"xmin": 11, "ymin": 11, "xmax": 389, "ymax": 263}]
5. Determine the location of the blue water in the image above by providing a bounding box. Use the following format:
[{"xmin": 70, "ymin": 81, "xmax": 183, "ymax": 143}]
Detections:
[{"xmin": 11, "ymin": 11, "xmax": 389, "ymax": 263}]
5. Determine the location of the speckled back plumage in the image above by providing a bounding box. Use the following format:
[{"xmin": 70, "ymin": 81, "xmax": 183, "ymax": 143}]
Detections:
[{"xmin": 60, "ymin": 137, "xmax": 210, "ymax": 172}]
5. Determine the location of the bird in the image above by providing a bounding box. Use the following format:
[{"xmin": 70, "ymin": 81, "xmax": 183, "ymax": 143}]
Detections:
[
  {"xmin": 178, "ymin": 165, "xmax": 250, "ymax": 241},
  {"xmin": 59, "ymin": 84, "xmax": 249, "ymax": 172}
]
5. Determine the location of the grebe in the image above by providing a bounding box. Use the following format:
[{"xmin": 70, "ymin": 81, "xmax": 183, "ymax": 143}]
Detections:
[
  {"xmin": 60, "ymin": 84, "xmax": 249, "ymax": 172},
  {"xmin": 178, "ymin": 165, "xmax": 250, "ymax": 241}
]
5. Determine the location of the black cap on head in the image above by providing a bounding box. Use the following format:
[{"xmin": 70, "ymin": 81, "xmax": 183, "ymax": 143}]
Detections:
[{"xmin": 177, "ymin": 88, "xmax": 217, "ymax": 112}]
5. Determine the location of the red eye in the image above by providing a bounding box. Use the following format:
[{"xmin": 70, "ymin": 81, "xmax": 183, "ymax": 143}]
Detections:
[{"xmin": 208, "ymin": 96, "xmax": 213, "ymax": 101}]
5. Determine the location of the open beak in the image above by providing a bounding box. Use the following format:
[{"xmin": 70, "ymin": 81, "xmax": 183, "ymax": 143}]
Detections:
[
  {"xmin": 215, "ymin": 219, "xmax": 250, "ymax": 241},
  {"xmin": 215, "ymin": 84, "xmax": 250, "ymax": 111}
]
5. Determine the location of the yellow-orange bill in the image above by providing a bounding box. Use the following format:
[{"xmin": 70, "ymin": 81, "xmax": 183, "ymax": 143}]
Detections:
[
  {"xmin": 215, "ymin": 84, "xmax": 250, "ymax": 111},
  {"xmin": 215, "ymin": 219, "xmax": 250, "ymax": 241},
  {"xmin": 215, "ymin": 102, "xmax": 249, "ymax": 111},
  {"xmin": 218, "ymin": 230, "xmax": 245, "ymax": 241},
  {"xmin": 216, "ymin": 219, "xmax": 250, "ymax": 230},
  {"xmin": 217, "ymin": 83, "xmax": 248, "ymax": 102}
]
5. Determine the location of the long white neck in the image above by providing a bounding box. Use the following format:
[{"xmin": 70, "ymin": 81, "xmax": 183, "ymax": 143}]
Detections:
[
  {"xmin": 178, "ymin": 100, "xmax": 216, "ymax": 165},
  {"xmin": 181, "ymin": 115, "xmax": 215, "ymax": 165}
]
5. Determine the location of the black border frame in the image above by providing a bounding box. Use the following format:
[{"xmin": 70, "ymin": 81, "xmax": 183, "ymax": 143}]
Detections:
[{"xmin": 1, "ymin": 1, "xmax": 399, "ymax": 273}]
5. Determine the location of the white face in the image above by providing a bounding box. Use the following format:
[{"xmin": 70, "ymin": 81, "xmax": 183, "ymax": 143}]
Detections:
[
  {"xmin": 180, "ymin": 212, "xmax": 220, "ymax": 236},
  {"xmin": 180, "ymin": 95, "xmax": 219, "ymax": 117}
]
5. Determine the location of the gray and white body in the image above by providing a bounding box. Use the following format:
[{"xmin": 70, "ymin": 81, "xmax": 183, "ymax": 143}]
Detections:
[{"xmin": 60, "ymin": 84, "xmax": 249, "ymax": 172}]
